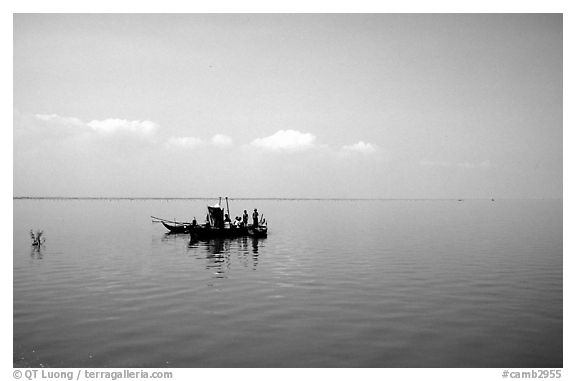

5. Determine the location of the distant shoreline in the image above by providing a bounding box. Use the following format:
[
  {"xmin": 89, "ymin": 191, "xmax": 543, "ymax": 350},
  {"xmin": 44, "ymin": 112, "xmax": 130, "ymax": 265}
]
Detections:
[{"xmin": 12, "ymin": 197, "xmax": 562, "ymax": 201}]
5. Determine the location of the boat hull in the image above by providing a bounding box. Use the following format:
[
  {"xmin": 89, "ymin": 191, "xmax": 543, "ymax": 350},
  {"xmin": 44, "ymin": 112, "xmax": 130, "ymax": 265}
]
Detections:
[
  {"xmin": 248, "ymin": 226, "xmax": 268, "ymax": 238},
  {"xmin": 190, "ymin": 225, "xmax": 267, "ymax": 239},
  {"xmin": 161, "ymin": 221, "xmax": 190, "ymax": 234}
]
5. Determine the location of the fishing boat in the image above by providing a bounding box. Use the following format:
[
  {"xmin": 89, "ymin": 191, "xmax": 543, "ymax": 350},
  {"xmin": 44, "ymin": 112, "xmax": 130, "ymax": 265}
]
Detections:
[
  {"xmin": 151, "ymin": 216, "xmax": 192, "ymax": 234},
  {"xmin": 152, "ymin": 197, "xmax": 268, "ymax": 238},
  {"xmin": 161, "ymin": 221, "xmax": 191, "ymax": 234},
  {"xmin": 190, "ymin": 197, "xmax": 268, "ymax": 240}
]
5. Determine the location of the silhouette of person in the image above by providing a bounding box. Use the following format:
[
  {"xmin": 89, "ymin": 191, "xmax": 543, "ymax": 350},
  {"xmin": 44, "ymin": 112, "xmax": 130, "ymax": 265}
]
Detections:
[{"xmin": 252, "ymin": 209, "xmax": 259, "ymax": 227}]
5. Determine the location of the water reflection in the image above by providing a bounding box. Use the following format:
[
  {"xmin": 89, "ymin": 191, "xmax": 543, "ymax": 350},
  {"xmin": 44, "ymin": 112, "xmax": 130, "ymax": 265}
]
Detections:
[
  {"xmin": 188, "ymin": 236, "xmax": 266, "ymax": 278},
  {"xmin": 30, "ymin": 245, "xmax": 44, "ymax": 260},
  {"xmin": 159, "ymin": 232, "xmax": 189, "ymax": 241}
]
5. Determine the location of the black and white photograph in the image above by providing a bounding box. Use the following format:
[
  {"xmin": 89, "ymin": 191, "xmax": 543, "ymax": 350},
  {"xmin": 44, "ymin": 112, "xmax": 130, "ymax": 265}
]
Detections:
[{"xmin": 11, "ymin": 10, "xmax": 565, "ymax": 376}]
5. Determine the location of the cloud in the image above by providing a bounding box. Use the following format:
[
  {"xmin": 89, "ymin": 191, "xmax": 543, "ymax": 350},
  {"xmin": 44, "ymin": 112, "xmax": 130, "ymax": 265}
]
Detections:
[
  {"xmin": 165, "ymin": 136, "xmax": 204, "ymax": 148},
  {"xmin": 211, "ymin": 134, "xmax": 233, "ymax": 148},
  {"xmin": 341, "ymin": 141, "xmax": 377, "ymax": 154},
  {"xmin": 250, "ymin": 130, "xmax": 317, "ymax": 152},
  {"xmin": 35, "ymin": 114, "xmax": 84, "ymax": 127},
  {"xmin": 34, "ymin": 114, "xmax": 159, "ymax": 139},
  {"xmin": 30, "ymin": 114, "xmax": 88, "ymax": 139},
  {"xmin": 21, "ymin": 113, "xmax": 162, "ymax": 160},
  {"xmin": 87, "ymin": 118, "xmax": 157, "ymax": 136},
  {"xmin": 33, "ymin": 113, "xmax": 235, "ymax": 151},
  {"xmin": 165, "ymin": 134, "xmax": 233, "ymax": 150}
]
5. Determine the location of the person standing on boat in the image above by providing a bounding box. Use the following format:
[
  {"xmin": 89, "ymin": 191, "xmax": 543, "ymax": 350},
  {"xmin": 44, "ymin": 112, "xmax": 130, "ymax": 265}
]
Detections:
[
  {"xmin": 223, "ymin": 214, "xmax": 231, "ymax": 229},
  {"xmin": 243, "ymin": 210, "xmax": 249, "ymax": 226},
  {"xmin": 252, "ymin": 209, "xmax": 259, "ymax": 227}
]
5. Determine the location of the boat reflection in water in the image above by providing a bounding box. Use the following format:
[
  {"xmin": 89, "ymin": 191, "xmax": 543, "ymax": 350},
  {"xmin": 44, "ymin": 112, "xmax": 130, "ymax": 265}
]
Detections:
[{"xmin": 187, "ymin": 236, "xmax": 265, "ymax": 278}]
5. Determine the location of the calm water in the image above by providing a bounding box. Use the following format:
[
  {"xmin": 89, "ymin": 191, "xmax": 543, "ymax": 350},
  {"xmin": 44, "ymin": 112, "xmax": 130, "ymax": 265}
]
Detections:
[{"xmin": 13, "ymin": 199, "xmax": 562, "ymax": 368}]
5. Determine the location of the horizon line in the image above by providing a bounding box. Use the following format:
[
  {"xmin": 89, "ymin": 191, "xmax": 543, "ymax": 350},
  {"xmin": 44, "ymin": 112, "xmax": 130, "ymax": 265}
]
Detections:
[{"xmin": 12, "ymin": 196, "xmax": 562, "ymax": 201}]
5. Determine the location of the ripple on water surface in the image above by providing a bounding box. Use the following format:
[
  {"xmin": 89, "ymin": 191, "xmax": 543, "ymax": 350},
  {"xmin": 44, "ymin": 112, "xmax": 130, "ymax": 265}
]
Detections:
[{"xmin": 13, "ymin": 199, "xmax": 562, "ymax": 367}]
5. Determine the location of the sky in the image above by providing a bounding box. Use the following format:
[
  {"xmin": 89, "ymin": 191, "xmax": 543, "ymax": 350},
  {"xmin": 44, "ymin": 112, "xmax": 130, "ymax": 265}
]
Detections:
[{"xmin": 13, "ymin": 13, "xmax": 562, "ymax": 199}]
